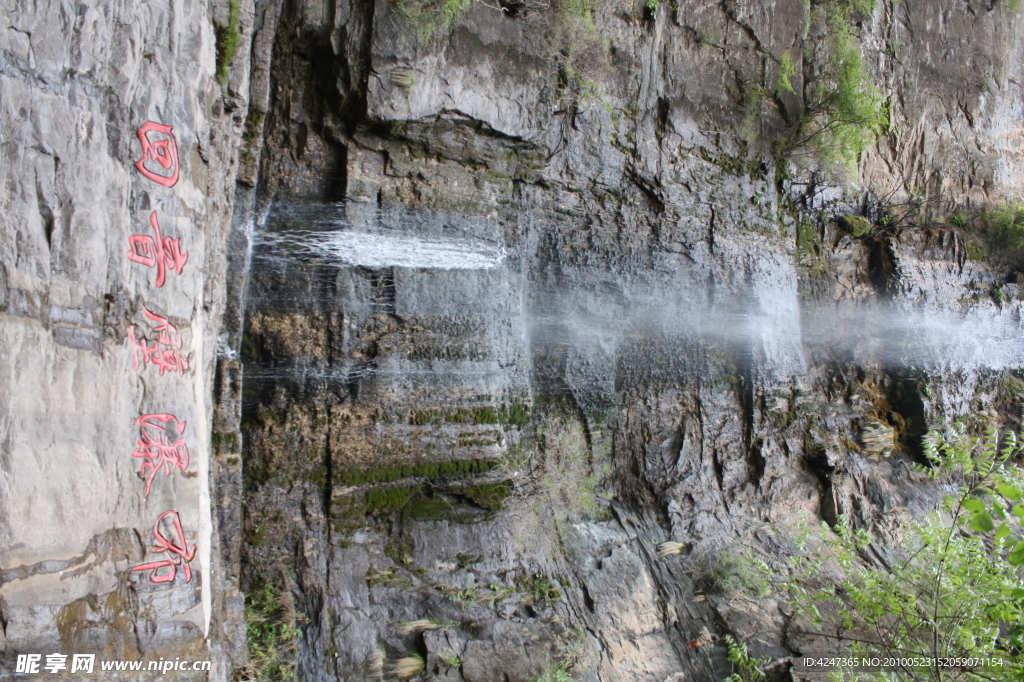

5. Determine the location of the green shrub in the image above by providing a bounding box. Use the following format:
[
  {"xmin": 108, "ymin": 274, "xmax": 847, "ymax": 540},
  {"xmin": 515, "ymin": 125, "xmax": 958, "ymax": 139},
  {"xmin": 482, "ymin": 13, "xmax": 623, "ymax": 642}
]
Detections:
[
  {"xmin": 987, "ymin": 201, "xmax": 1024, "ymax": 267},
  {"xmin": 238, "ymin": 580, "xmax": 303, "ymax": 681},
  {"xmin": 780, "ymin": 0, "xmax": 886, "ymax": 173},
  {"xmin": 783, "ymin": 428, "xmax": 1024, "ymax": 680},
  {"xmin": 699, "ymin": 550, "xmax": 770, "ymax": 598}
]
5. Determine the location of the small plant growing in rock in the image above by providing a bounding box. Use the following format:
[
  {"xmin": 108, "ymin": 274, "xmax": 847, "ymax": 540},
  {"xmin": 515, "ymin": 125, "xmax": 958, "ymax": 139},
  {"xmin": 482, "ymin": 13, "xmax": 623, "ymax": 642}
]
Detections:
[
  {"xmin": 777, "ymin": 51, "xmax": 797, "ymax": 94},
  {"xmin": 993, "ymin": 283, "xmax": 1006, "ymax": 307},
  {"xmin": 534, "ymin": 663, "xmax": 573, "ymax": 682},
  {"xmin": 533, "ymin": 625, "xmax": 590, "ymax": 682},
  {"xmin": 722, "ymin": 635, "xmax": 771, "ymax": 682},
  {"xmin": 697, "ymin": 550, "xmax": 771, "ymax": 597},
  {"xmin": 238, "ymin": 580, "xmax": 304, "ymax": 681},
  {"xmin": 391, "ymin": 69, "xmax": 416, "ymax": 93},
  {"xmin": 439, "ymin": 651, "xmax": 463, "ymax": 668},
  {"xmin": 518, "ymin": 572, "xmax": 562, "ymax": 602}
]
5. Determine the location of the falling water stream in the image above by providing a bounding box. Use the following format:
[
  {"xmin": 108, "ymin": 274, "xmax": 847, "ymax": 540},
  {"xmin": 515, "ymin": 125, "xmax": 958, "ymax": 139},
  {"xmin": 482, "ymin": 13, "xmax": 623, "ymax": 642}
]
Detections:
[{"xmin": 243, "ymin": 201, "xmax": 1024, "ymax": 413}]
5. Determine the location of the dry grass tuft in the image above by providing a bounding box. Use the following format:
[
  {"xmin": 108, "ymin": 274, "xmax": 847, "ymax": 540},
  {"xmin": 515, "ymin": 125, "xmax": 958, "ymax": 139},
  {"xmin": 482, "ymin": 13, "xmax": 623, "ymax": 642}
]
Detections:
[
  {"xmin": 657, "ymin": 541, "xmax": 688, "ymax": 557},
  {"xmin": 861, "ymin": 420, "xmax": 896, "ymax": 461},
  {"xmin": 394, "ymin": 619, "xmax": 443, "ymax": 636},
  {"xmin": 366, "ymin": 647, "xmax": 385, "ymax": 679},
  {"xmin": 393, "ymin": 653, "xmax": 425, "ymax": 679}
]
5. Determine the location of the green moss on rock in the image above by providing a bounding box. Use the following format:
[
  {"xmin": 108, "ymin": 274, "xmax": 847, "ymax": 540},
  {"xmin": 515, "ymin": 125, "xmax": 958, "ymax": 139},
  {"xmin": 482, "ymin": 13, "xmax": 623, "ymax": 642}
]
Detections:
[
  {"xmin": 838, "ymin": 215, "xmax": 873, "ymax": 237},
  {"xmin": 334, "ymin": 458, "xmax": 498, "ymax": 486}
]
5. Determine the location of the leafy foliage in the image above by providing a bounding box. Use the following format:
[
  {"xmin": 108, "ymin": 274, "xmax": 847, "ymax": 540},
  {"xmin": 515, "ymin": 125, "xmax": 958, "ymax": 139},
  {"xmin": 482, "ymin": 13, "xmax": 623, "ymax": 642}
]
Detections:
[
  {"xmin": 237, "ymin": 580, "xmax": 303, "ymax": 681},
  {"xmin": 783, "ymin": 428, "xmax": 1024, "ymax": 681},
  {"xmin": 986, "ymin": 202, "xmax": 1024, "ymax": 269},
  {"xmin": 780, "ymin": 0, "xmax": 887, "ymax": 173},
  {"xmin": 723, "ymin": 635, "xmax": 771, "ymax": 682}
]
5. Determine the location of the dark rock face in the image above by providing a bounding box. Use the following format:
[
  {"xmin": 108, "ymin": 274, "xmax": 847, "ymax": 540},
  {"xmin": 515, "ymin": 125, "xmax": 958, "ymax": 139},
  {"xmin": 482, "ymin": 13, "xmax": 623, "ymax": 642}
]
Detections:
[{"xmin": 226, "ymin": 1, "xmax": 1024, "ymax": 680}]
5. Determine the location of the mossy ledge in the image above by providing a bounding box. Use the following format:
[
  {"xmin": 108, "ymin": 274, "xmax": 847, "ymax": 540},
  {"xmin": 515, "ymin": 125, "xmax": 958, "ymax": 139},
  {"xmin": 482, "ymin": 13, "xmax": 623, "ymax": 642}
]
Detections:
[{"xmin": 334, "ymin": 458, "xmax": 499, "ymax": 486}]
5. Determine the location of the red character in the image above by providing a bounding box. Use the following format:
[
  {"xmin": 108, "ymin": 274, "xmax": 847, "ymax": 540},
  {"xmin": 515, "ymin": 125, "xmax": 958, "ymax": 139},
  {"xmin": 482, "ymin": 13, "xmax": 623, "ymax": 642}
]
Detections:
[
  {"xmin": 131, "ymin": 510, "xmax": 196, "ymax": 584},
  {"xmin": 134, "ymin": 122, "xmax": 179, "ymax": 187},
  {"xmin": 126, "ymin": 212, "xmax": 188, "ymax": 287},
  {"xmin": 131, "ymin": 414, "xmax": 190, "ymax": 497},
  {"xmin": 127, "ymin": 306, "xmax": 189, "ymax": 376}
]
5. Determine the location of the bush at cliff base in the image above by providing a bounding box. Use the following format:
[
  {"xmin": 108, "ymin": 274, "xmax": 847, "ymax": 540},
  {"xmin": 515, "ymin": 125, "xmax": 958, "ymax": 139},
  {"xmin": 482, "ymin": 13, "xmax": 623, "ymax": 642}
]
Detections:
[{"xmin": 783, "ymin": 428, "xmax": 1024, "ymax": 681}]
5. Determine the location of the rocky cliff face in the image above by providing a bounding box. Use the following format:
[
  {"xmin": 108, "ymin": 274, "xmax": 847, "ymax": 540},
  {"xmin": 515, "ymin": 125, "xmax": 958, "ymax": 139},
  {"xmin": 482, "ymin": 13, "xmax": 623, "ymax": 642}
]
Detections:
[
  {"xmin": 230, "ymin": 0, "xmax": 1024, "ymax": 680},
  {"xmin": 2, "ymin": 0, "xmax": 1023, "ymax": 680}
]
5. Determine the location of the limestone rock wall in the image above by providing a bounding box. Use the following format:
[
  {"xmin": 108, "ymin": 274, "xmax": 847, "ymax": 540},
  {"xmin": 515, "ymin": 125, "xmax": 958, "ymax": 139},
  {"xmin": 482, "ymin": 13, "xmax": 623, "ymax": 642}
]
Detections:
[{"xmin": 0, "ymin": 0, "xmax": 250, "ymax": 676}]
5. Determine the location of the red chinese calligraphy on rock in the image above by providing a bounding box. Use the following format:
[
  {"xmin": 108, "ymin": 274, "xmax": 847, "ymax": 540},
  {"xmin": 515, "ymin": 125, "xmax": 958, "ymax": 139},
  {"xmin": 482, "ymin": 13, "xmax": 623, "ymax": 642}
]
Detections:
[
  {"xmin": 131, "ymin": 414, "xmax": 190, "ymax": 497},
  {"xmin": 131, "ymin": 510, "xmax": 196, "ymax": 584},
  {"xmin": 126, "ymin": 212, "xmax": 189, "ymax": 287},
  {"xmin": 134, "ymin": 122, "xmax": 179, "ymax": 187},
  {"xmin": 127, "ymin": 306, "xmax": 189, "ymax": 376}
]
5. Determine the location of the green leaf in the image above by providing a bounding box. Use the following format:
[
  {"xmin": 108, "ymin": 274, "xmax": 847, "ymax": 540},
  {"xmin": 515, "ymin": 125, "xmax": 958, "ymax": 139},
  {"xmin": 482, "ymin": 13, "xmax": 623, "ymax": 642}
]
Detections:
[
  {"xmin": 1010, "ymin": 541, "xmax": 1024, "ymax": 566},
  {"xmin": 1013, "ymin": 504, "xmax": 1024, "ymax": 519},
  {"xmin": 962, "ymin": 498, "xmax": 986, "ymax": 513},
  {"xmin": 969, "ymin": 512, "xmax": 994, "ymax": 533},
  {"xmin": 995, "ymin": 523, "xmax": 1011, "ymax": 541},
  {"xmin": 999, "ymin": 483, "xmax": 1023, "ymax": 501}
]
